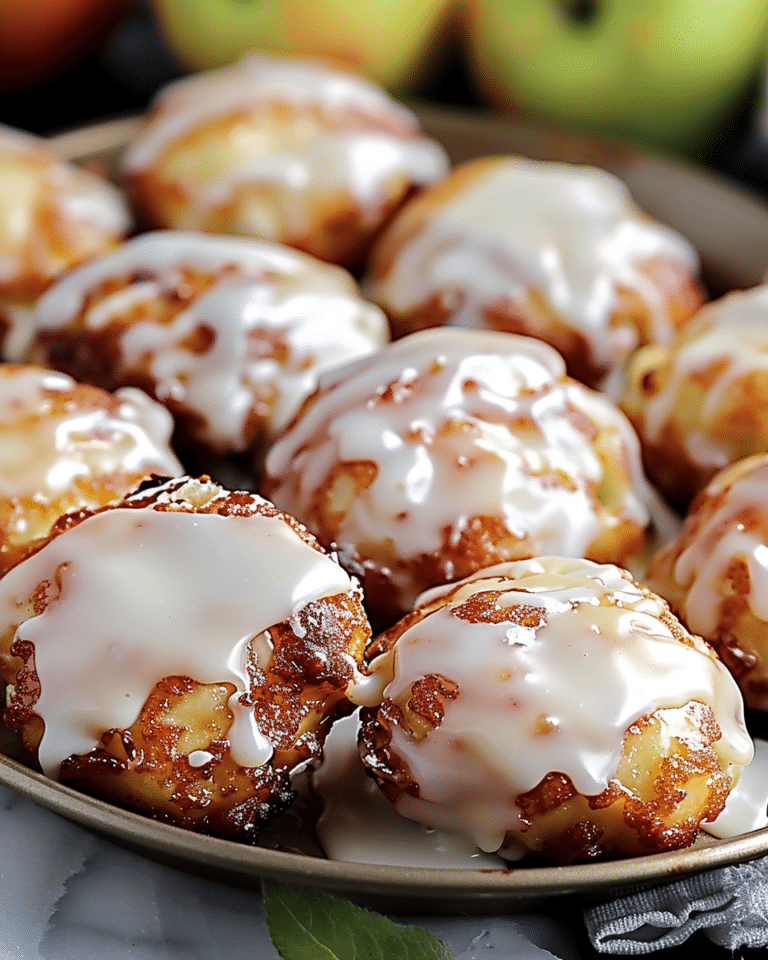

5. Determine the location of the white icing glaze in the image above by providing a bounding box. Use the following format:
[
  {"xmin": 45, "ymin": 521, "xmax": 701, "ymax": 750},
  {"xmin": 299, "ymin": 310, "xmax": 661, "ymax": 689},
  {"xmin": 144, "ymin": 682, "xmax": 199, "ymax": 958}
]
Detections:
[
  {"xmin": 265, "ymin": 328, "xmax": 650, "ymax": 608},
  {"xmin": 365, "ymin": 158, "xmax": 700, "ymax": 381},
  {"xmin": 354, "ymin": 558, "xmax": 752, "ymax": 854},
  {"xmin": 704, "ymin": 738, "xmax": 768, "ymax": 839},
  {"xmin": 0, "ymin": 123, "xmax": 131, "ymax": 282},
  {"xmin": 662, "ymin": 457, "xmax": 768, "ymax": 634},
  {"xmin": 33, "ymin": 231, "xmax": 389, "ymax": 450},
  {"xmin": 121, "ymin": 54, "xmax": 449, "ymax": 217},
  {"xmin": 636, "ymin": 286, "xmax": 768, "ymax": 471},
  {"xmin": 0, "ymin": 484, "xmax": 359, "ymax": 777},
  {"xmin": 179, "ymin": 130, "xmax": 449, "ymax": 240},
  {"xmin": 51, "ymin": 168, "xmax": 131, "ymax": 239},
  {"xmin": 0, "ymin": 365, "xmax": 181, "ymax": 501},
  {"xmin": 312, "ymin": 712, "xmax": 506, "ymax": 868}
]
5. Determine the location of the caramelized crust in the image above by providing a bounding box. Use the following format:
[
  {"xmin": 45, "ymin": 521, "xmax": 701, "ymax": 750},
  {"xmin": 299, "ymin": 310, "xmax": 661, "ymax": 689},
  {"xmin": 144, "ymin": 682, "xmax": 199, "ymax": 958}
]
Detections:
[
  {"xmin": 0, "ymin": 476, "xmax": 371, "ymax": 838},
  {"xmin": 120, "ymin": 55, "xmax": 448, "ymax": 268},
  {"xmin": 356, "ymin": 557, "xmax": 751, "ymax": 863},
  {"xmin": 647, "ymin": 454, "xmax": 768, "ymax": 712},
  {"xmin": 363, "ymin": 155, "xmax": 704, "ymax": 389}
]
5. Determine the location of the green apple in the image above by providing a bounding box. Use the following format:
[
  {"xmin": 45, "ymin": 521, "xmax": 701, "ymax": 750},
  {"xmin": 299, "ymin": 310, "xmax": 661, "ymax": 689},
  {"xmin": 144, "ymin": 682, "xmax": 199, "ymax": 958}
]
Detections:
[
  {"xmin": 461, "ymin": 0, "xmax": 768, "ymax": 156},
  {"xmin": 149, "ymin": 0, "xmax": 455, "ymax": 94}
]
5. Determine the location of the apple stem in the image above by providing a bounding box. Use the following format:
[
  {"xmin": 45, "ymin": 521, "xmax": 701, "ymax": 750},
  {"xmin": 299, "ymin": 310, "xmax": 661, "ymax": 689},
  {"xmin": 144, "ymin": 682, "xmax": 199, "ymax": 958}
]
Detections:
[{"xmin": 561, "ymin": 0, "xmax": 598, "ymax": 24}]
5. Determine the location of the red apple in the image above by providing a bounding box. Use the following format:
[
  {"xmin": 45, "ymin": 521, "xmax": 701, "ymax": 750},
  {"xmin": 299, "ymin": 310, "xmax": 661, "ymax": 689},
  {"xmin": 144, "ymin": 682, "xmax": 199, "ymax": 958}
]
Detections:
[{"xmin": 0, "ymin": 0, "xmax": 134, "ymax": 90}]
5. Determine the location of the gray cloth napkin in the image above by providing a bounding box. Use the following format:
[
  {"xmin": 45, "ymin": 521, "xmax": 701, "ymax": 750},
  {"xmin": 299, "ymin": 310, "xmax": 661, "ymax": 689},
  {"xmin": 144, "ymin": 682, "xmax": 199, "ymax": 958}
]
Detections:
[{"xmin": 584, "ymin": 856, "xmax": 768, "ymax": 953}]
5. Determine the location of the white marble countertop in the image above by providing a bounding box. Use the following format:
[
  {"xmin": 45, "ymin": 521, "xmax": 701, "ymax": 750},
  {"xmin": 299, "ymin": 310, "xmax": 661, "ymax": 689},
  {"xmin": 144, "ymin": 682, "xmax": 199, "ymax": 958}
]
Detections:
[
  {"xmin": 6, "ymin": 779, "xmax": 759, "ymax": 960},
  {"xmin": 1, "ymin": 782, "xmax": 592, "ymax": 960}
]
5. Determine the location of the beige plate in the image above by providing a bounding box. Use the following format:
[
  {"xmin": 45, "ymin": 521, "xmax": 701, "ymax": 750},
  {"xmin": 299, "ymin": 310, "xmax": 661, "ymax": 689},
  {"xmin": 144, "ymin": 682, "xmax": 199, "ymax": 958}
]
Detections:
[{"xmin": 4, "ymin": 106, "xmax": 768, "ymax": 913}]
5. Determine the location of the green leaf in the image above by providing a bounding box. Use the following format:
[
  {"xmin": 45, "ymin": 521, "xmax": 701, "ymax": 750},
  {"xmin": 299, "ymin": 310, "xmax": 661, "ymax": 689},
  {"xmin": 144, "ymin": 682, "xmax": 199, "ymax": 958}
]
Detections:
[{"xmin": 262, "ymin": 880, "xmax": 455, "ymax": 960}]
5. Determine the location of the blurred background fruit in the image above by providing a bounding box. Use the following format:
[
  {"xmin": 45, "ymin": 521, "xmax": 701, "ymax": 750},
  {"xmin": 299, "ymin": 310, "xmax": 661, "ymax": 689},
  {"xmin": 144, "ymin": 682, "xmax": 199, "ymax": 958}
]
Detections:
[
  {"xmin": 459, "ymin": 0, "xmax": 768, "ymax": 158},
  {"xmin": 2, "ymin": 0, "xmax": 768, "ymax": 191},
  {"xmin": 0, "ymin": 0, "xmax": 135, "ymax": 90},
  {"xmin": 148, "ymin": 0, "xmax": 457, "ymax": 95}
]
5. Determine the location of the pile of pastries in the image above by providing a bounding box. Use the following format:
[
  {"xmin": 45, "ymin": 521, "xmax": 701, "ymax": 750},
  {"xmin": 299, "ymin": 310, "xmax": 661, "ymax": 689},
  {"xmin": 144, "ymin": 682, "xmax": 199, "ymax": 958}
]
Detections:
[{"xmin": 2, "ymin": 52, "xmax": 768, "ymax": 866}]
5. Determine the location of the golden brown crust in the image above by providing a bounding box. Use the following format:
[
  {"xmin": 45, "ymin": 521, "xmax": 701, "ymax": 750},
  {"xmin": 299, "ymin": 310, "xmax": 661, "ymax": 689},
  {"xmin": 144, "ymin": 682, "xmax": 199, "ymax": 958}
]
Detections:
[
  {"xmin": 647, "ymin": 454, "xmax": 768, "ymax": 711},
  {"xmin": 0, "ymin": 366, "xmax": 180, "ymax": 578},
  {"xmin": 1, "ymin": 476, "xmax": 372, "ymax": 838},
  {"xmin": 123, "ymin": 74, "xmax": 446, "ymax": 269},
  {"xmin": 363, "ymin": 156, "xmax": 705, "ymax": 389}
]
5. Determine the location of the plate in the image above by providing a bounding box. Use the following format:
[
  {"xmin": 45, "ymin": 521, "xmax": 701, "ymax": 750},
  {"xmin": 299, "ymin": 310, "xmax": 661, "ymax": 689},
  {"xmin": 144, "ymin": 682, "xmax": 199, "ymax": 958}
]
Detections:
[{"xmin": 4, "ymin": 106, "xmax": 768, "ymax": 913}]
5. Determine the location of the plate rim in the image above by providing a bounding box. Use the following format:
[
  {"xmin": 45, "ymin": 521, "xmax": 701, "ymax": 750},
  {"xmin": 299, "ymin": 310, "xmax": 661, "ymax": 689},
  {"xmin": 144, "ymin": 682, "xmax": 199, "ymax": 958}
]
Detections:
[
  {"xmin": 4, "ymin": 746, "xmax": 768, "ymax": 906},
  {"xmin": 5, "ymin": 105, "xmax": 768, "ymax": 909}
]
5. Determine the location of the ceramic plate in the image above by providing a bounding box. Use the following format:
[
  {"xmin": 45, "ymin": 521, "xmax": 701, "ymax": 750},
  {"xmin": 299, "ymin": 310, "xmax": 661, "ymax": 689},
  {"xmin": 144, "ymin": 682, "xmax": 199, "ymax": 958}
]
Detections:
[{"xmin": 3, "ymin": 107, "xmax": 768, "ymax": 913}]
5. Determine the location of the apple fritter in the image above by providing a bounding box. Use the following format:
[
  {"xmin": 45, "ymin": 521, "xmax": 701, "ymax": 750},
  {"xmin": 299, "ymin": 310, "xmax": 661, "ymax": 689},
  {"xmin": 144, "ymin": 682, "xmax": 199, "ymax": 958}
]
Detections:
[
  {"xmin": 0, "ymin": 123, "xmax": 131, "ymax": 362},
  {"xmin": 363, "ymin": 155, "xmax": 705, "ymax": 390},
  {"xmin": 0, "ymin": 364, "xmax": 181, "ymax": 578},
  {"xmin": 620, "ymin": 285, "xmax": 768, "ymax": 509},
  {"xmin": 120, "ymin": 54, "xmax": 449, "ymax": 269},
  {"xmin": 647, "ymin": 453, "xmax": 768, "ymax": 712},
  {"xmin": 263, "ymin": 327, "xmax": 652, "ymax": 629},
  {"xmin": 28, "ymin": 230, "xmax": 388, "ymax": 466},
  {"xmin": 0, "ymin": 475, "xmax": 372, "ymax": 838},
  {"xmin": 355, "ymin": 557, "xmax": 753, "ymax": 864}
]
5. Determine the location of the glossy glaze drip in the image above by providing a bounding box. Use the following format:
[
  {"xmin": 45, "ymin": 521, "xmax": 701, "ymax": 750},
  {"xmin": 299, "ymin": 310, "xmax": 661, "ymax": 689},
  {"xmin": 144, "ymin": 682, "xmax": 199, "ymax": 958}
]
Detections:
[
  {"xmin": 33, "ymin": 231, "xmax": 389, "ymax": 448},
  {"xmin": 265, "ymin": 329, "xmax": 650, "ymax": 587},
  {"xmin": 0, "ymin": 123, "xmax": 131, "ymax": 269},
  {"xmin": 355, "ymin": 558, "xmax": 752, "ymax": 853},
  {"xmin": 0, "ymin": 365, "xmax": 181, "ymax": 497},
  {"xmin": 0, "ymin": 495, "xmax": 357, "ymax": 776},
  {"xmin": 313, "ymin": 712, "xmax": 506, "ymax": 868},
  {"xmin": 366, "ymin": 159, "xmax": 699, "ymax": 376},
  {"xmin": 122, "ymin": 55, "xmax": 449, "ymax": 213},
  {"xmin": 639, "ymin": 287, "xmax": 768, "ymax": 468},
  {"xmin": 666, "ymin": 458, "xmax": 768, "ymax": 635},
  {"xmin": 181, "ymin": 131, "xmax": 449, "ymax": 237}
]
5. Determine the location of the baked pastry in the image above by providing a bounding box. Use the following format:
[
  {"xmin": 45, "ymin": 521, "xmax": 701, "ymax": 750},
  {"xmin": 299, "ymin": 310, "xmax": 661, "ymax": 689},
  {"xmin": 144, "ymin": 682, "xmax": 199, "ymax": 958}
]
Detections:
[
  {"xmin": 0, "ymin": 364, "xmax": 181, "ymax": 578},
  {"xmin": 0, "ymin": 475, "xmax": 372, "ymax": 838},
  {"xmin": 363, "ymin": 155, "xmax": 705, "ymax": 389},
  {"xmin": 0, "ymin": 123, "xmax": 132, "ymax": 362},
  {"xmin": 646, "ymin": 454, "xmax": 768, "ymax": 712},
  {"xmin": 620, "ymin": 285, "xmax": 768, "ymax": 508},
  {"xmin": 355, "ymin": 557, "xmax": 753, "ymax": 863},
  {"xmin": 28, "ymin": 230, "xmax": 389, "ymax": 465},
  {"xmin": 263, "ymin": 327, "xmax": 652, "ymax": 628},
  {"xmin": 120, "ymin": 54, "xmax": 450, "ymax": 269}
]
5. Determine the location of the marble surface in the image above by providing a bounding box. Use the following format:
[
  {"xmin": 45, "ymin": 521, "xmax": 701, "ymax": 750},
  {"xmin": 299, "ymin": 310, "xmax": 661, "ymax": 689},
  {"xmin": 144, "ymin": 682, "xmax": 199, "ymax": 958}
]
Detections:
[
  {"xmin": 0, "ymin": 783, "xmax": 590, "ymax": 960},
  {"xmin": 6, "ymin": 776, "xmax": 765, "ymax": 960}
]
